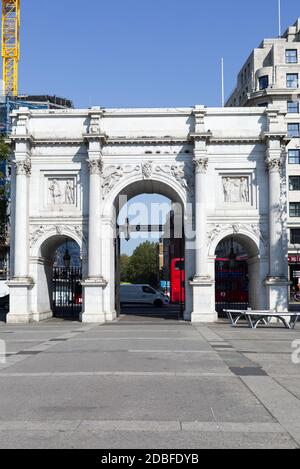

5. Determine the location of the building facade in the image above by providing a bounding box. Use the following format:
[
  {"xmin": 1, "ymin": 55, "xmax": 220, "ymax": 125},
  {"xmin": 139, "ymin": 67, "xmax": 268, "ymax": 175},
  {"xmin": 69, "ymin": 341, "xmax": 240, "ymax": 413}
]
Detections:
[
  {"xmin": 6, "ymin": 105, "xmax": 290, "ymax": 323},
  {"xmin": 226, "ymin": 18, "xmax": 300, "ymax": 292}
]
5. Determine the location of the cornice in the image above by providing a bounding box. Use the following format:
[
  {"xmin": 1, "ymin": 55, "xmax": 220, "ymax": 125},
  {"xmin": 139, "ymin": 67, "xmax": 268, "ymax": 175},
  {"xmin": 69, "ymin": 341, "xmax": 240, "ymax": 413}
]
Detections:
[
  {"xmin": 261, "ymin": 131, "xmax": 289, "ymax": 143},
  {"xmin": 8, "ymin": 134, "xmax": 34, "ymax": 144},
  {"xmin": 106, "ymin": 136, "xmax": 189, "ymax": 145},
  {"xmin": 83, "ymin": 133, "xmax": 107, "ymax": 144},
  {"xmin": 209, "ymin": 136, "xmax": 262, "ymax": 144}
]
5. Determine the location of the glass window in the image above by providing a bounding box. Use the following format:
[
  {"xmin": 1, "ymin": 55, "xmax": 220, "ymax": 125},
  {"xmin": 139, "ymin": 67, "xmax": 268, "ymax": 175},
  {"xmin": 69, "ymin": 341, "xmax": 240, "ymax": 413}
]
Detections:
[
  {"xmin": 290, "ymin": 203, "xmax": 300, "ymax": 217},
  {"xmin": 286, "ymin": 49, "xmax": 298, "ymax": 63},
  {"xmin": 291, "ymin": 229, "xmax": 300, "ymax": 244},
  {"xmin": 288, "ymin": 123, "xmax": 300, "ymax": 137},
  {"xmin": 287, "ymin": 74, "xmax": 299, "ymax": 88},
  {"xmin": 142, "ymin": 286, "xmax": 156, "ymax": 294},
  {"xmin": 289, "ymin": 150, "xmax": 300, "ymax": 164},
  {"xmin": 288, "ymin": 101, "xmax": 299, "ymax": 113},
  {"xmin": 259, "ymin": 75, "xmax": 269, "ymax": 90},
  {"xmin": 289, "ymin": 176, "xmax": 300, "ymax": 190}
]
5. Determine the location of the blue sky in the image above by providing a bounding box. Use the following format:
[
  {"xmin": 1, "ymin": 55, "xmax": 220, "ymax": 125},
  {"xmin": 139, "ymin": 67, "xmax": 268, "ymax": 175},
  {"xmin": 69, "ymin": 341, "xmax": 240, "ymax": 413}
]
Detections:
[{"xmin": 17, "ymin": 0, "xmax": 299, "ymax": 108}]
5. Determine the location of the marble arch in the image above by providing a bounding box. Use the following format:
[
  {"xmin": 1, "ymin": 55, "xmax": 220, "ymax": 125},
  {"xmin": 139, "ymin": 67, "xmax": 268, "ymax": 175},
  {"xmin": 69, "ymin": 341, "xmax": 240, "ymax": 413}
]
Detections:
[{"xmin": 6, "ymin": 105, "xmax": 290, "ymax": 323}]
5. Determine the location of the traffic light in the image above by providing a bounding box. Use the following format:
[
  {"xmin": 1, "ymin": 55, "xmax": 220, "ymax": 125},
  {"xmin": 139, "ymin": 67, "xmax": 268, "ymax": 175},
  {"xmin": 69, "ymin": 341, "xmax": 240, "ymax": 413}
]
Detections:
[{"xmin": 160, "ymin": 266, "xmax": 167, "ymax": 280}]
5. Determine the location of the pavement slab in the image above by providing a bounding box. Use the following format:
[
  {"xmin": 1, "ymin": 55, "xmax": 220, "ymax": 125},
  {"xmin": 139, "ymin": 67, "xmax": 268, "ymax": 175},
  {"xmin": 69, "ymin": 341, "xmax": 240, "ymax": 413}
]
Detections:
[{"xmin": 0, "ymin": 316, "xmax": 299, "ymax": 448}]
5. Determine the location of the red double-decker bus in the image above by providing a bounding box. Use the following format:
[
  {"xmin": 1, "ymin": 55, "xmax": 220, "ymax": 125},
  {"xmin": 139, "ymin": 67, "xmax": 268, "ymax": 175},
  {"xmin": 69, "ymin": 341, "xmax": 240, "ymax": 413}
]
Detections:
[
  {"xmin": 215, "ymin": 258, "xmax": 249, "ymax": 304},
  {"xmin": 170, "ymin": 257, "xmax": 249, "ymax": 307},
  {"xmin": 170, "ymin": 258, "xmax": 185, "ymax": 304}
]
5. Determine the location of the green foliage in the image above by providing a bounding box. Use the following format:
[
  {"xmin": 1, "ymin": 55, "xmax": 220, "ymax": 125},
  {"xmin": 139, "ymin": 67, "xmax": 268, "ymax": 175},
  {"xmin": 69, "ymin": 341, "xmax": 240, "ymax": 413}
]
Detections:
[
  {"xmin": 120, "ymin": 242, "xmax": 159, "ymax": 287},
  {"xmin": 120, "ymin": 254, "xmax": 130, "ymax": 283}
]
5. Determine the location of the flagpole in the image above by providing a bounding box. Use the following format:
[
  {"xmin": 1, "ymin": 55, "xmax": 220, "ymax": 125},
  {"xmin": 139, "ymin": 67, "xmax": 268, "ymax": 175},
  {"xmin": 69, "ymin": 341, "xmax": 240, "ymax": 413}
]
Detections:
[
  {"xmin": 278, "ymin": 0, "xmax": 282, "ymax": 36},
  {"xmin": 221, "ymin": 58, "xmax": 225, "ymax": 107}
]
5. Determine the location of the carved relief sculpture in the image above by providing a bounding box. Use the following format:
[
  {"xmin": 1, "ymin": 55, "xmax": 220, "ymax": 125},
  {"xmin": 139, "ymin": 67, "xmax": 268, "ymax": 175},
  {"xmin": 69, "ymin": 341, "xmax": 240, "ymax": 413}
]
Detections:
[
  {"xmin": 48, "ymin": 179, "xmax": 76, "ymax": 206},
  {"xmin": 142, "ymin": 162, "xmax": 153, "ymax": 179},
  {"xmin": 49, "ymin": 179, "xmax": 62, "ymax": 205},
  {"xmin": 102, "ymin": 165, "xmax": 124, "ymax": 196},
  {"xmin": 194, "ymin": 158, "xmax": 208, "ymax": 174},
  {"xmin": 102, "ymin": 164, "xmax": 140, "ymax": 197},
  {"xmin": 65, "ymin": 180, "xmax": 75, "ymax": 205},
  {"xmin": 222, "ymin": 177, "xmax": 249, "ymax": 203}
]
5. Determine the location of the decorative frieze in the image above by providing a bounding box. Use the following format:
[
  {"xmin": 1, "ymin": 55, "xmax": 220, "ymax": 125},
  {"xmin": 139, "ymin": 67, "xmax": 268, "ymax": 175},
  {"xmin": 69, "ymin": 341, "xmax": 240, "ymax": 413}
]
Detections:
[
  {"xmin": 102, "ymin": 164, "xmax": 140, "ymax": 197},
  {"xmin": 207, "ymin": 223, "xmax": 268, "ymax": 247},
  {"xmin": 30, "ymin": 224, "xmax": 87, "ymax": 248},
  {"xmin": 101, "ymin": 162, "xmax": 192, "ymax": 197}
]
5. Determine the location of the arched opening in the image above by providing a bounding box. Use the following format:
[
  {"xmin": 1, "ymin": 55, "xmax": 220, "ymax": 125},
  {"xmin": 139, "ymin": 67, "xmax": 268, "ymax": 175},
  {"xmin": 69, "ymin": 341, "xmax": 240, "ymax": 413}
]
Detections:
[
  {"xmin": 113, "ymin": 179, "xmax": 187, "ymax": 321},
  {"xmin": 214, "ymin": 234, "xmax": 261, "ymax": 317},
  {"xmin": 36, "ymin": 235, "xmax": 82, "ymax": 320}
]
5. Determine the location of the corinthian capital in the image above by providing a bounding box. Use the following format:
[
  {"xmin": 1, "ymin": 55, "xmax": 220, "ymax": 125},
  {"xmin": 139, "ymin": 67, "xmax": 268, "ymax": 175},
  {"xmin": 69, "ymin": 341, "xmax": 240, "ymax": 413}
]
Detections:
[
  {"xmin": 265, "ymin": 158, "xmax": 282, "ymax": 172},
  {"xmin": 193, "ymin": 157, "xmax": 208, "ymax": 174},
  {"xmin": 87, "ymin": 158, "xmax": 103, "ymax": 175},
  {"xmin": 14, "ymin": 159, "xmax": 31, "ymax": 176}
]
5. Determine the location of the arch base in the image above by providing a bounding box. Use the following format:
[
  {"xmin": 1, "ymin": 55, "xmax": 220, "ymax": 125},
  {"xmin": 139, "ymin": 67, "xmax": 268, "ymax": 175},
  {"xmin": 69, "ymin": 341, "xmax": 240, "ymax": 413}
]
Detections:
[
  {"xmin": 7, "ymin": 278, "xmax": 35, "ymax": 324},
  {"xmin": 190, "ymin": 277, "xmax": 217, "ymax": 323},
  {"xmin": 265, "ymin": 277, "xmax": 290, "ymax": 312},
  {"xmin": 80, "ymin": 278, "xmax": 107, "ymax": 324}
]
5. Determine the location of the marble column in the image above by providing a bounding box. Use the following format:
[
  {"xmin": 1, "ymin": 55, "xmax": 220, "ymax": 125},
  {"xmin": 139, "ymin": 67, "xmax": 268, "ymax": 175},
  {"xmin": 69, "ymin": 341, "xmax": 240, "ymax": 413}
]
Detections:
[
  {"xmin": 7, "ymin": 159, "xmax": 34, "ymax": 323},
  {"xmin": 190, "ymin": 142, "xmax": 216, "ymax": 323},
  {"xmin": 81, "ymin": 154, "xmax": 107, "ymax": 323},
  {"xmin": 265, "ymin": 143, "xmax": 289, "ymax": 311}
]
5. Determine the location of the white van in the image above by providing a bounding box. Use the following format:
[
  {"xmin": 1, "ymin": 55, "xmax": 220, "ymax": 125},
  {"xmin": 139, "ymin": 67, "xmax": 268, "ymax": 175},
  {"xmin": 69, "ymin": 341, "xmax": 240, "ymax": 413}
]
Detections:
[{"xmin": 120, "ymin": 284, "xmax": 169, "ymax": 308}]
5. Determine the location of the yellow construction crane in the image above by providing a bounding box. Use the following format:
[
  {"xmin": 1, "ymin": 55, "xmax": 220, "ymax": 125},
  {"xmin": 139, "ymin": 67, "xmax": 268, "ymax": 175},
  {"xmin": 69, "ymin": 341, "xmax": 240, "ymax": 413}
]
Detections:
[{"xmin": 1, "ymin": 0, "xmax": 20, "ymax": 96}]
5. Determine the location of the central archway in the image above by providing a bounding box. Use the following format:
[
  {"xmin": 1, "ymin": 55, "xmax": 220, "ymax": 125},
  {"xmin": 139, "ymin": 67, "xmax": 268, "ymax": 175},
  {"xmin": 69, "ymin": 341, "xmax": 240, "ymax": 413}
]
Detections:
[{"xmin": 101, "ymin": 176, "xmax": 194, "ymax": 322}]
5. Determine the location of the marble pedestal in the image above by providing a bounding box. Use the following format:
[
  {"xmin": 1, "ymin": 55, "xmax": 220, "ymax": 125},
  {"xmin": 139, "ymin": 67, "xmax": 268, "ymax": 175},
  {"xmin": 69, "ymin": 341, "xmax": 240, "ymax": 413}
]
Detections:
[{"xmin": 81, "ymin": 278, "xmax": 107, "ymax": 323}]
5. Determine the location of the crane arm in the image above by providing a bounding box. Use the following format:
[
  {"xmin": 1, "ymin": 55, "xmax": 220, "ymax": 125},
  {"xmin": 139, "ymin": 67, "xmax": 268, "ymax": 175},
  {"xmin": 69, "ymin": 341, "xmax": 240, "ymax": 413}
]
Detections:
[{"xmin": 1, "ymin": 0, "xmax": 20, "ymax": 96}]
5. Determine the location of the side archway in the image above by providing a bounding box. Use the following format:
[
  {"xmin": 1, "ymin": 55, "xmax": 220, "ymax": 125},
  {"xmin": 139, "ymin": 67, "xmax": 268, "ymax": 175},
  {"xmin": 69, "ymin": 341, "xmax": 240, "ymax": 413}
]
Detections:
[
  {"xmin": 210, "ymin": 230, "xmax": 268, "ymax": 314},
  {"xmin": 30, "ymin": 231, "xmax": 85, "ymax": 321}
]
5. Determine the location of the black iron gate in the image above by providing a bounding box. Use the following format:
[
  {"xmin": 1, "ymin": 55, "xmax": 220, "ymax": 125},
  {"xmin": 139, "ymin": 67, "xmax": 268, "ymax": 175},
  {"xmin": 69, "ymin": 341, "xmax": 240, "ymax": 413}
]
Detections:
[
  {"xmin": 215, "ymin": 260, "xmax": 249, "ymax": 317},
  {"xmin": 52, "ymin": 267, "xmax": 82, "ymax": 319}
]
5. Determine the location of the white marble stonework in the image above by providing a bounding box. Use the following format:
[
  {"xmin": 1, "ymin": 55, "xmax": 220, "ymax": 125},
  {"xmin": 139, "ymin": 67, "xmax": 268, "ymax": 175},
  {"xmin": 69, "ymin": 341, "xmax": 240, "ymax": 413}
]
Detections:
[{"xmin": 6, "ymin": 105, "xmax": 290, "ymax": 323}]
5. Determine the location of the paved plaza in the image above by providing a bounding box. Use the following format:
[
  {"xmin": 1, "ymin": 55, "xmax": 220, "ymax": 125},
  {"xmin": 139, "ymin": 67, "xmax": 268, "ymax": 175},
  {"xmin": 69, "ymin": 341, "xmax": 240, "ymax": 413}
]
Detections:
[{"xmin": 0, "ymin": 311, "xmax": 300, "ymax": 449}]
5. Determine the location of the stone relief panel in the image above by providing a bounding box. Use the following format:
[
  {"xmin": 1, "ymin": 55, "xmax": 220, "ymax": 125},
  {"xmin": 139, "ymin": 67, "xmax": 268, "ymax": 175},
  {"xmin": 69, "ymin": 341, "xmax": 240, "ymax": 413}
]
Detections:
[
  {"xmin": 102, "ymin": 164, "xmax": 140, "ymax": 197},
  {"xmin": 44, "ymin": 176, "xmax": 78, "ymax": 209},
  {"xmin": 29, "ymin": 224, "xmax": 87, "ymax": 249},
  {"xmin": 101, "ymin": 162, "xmax": 193, "ymax": 198},
  {"xmin": 207, "ymin": 223, "xmax": 268, "ymax": 249},
  {"xmin": 222, "ymin": 177, "xmax": 249, "ymax": 204}
]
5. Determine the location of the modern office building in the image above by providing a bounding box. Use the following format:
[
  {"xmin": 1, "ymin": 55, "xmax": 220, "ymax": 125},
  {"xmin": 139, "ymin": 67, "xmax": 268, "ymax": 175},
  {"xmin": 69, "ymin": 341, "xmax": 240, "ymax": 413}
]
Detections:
[{"xmin": 226, "ymin": 18, "xmax": 300, "ymax": 292}]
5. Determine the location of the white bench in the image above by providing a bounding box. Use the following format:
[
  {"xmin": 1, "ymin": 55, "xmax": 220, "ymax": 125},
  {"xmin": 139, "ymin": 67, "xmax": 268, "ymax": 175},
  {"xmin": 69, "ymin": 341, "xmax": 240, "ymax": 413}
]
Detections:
[{"xmin": 224, "ymin": 309, "xmax": 300, "ymax": 330}]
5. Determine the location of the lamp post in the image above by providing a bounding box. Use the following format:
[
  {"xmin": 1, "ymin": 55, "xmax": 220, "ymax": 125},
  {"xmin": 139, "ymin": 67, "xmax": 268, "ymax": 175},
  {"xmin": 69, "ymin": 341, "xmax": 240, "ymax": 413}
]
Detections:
[
  {"xmin": 228, "ymin": 238, "xmax": 237, "ymax": 270},
  {"xmin": 63, "ymin": 239, "xmax": 71, "ymax": 270}
]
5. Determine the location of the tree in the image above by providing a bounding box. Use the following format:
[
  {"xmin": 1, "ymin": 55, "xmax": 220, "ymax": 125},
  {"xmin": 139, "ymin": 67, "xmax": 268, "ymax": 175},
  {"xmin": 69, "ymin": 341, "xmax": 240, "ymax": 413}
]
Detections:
[
  {"xmin": 120, "ymin": 254, "xmax": 130, "ymax": 282},
  {"xmin": 125, "ymin": 242, "xmax": 159, "ymax": 287}
]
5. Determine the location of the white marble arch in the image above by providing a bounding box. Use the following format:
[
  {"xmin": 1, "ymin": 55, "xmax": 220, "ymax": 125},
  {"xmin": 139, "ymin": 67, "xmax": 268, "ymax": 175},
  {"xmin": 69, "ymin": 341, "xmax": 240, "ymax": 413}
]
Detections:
[
  {"xmin": 7, "ymin": 105, "xmax": 291, "ymax": 323},
  {"xmin": 29, "ymin": 231, "xmax": 84, "ymax": 322},
  {"xmin": 209, "ymin": 229, "xmax": 268, "ymax": 311},
  {"xmin": 100, "ymin": 174, "xmax": 193, "ymax": 322}
]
